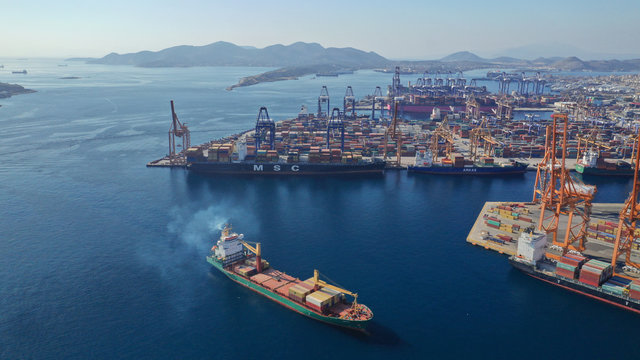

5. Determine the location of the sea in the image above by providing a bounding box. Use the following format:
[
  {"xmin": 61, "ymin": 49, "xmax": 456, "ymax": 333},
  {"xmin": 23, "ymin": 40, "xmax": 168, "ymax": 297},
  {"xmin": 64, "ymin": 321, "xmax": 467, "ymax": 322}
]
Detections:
[{"xmin": 1, "ymin": 59, "xmax": 639, "ymax": 359}]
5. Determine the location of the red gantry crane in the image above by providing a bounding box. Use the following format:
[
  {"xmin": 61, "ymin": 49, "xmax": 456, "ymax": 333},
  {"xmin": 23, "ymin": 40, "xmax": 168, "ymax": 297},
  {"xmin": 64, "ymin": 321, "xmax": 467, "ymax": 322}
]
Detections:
[
  {"xmin": 168, "ymin": 100, "xmax": 190, "ymax": 165},
  {"xmin": 611, "ymin": 131, "xmax": 640, "ymax": 276},
  {"xmin": 532, "ymin": 113, "xmax": 596, "ymax": 258}
]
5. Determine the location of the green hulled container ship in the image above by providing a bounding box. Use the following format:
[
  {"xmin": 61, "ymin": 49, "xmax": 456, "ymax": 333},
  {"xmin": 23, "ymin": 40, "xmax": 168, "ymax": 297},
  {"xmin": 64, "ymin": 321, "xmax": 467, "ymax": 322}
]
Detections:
[
  {"xmin": 575, "ymin": 149, "xmax": 635, "ymax": 176},
  {"xmin": 206, "ymin": 225, "xmax": 373, "ymax": 330}
]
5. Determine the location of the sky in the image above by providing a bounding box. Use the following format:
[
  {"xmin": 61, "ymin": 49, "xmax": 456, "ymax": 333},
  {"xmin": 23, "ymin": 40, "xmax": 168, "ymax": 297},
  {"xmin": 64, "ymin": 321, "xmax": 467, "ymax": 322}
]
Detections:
[{"xmin": 3, "ymin": 0, "xmax": 640, "ymax": 60}]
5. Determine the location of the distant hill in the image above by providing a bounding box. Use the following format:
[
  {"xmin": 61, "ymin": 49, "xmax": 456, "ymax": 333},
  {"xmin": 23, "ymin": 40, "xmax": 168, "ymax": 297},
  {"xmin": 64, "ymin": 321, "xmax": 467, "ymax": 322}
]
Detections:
[
  {"xmin": 551, "ymin": 56, "xmax": 587, "ymax": 71},
  {"xmin": 440, "ymin": 51, "xmax": 487, "ymax": 62},
  {"xmin": 72, "ymin": 42, "xmax": 640, "ymax": 89},
  {"xmin": 489, "ymin": 56, "xmax": 523, "ymax": 64},
  {"xmin": 87, "ymin": 41, "xmax": 389, "ymax": 68}
]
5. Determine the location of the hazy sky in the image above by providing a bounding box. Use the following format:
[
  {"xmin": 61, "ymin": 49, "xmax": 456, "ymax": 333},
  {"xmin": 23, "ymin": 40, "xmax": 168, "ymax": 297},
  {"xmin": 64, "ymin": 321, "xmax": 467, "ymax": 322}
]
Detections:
[{"xmin": 4, "ymin": 0, "xmax": 640, "ymax": 59}]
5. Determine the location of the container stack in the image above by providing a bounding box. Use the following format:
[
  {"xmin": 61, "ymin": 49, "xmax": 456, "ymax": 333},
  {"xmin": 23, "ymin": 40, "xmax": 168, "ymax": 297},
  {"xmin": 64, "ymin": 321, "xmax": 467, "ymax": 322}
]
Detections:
[
  {"xmin": 555, "ymin": 254, "xmax": 587, "ymax": 279},
  {"xmin": 479, "ymin": 157, "xmax": 494, "ymax": 166},
  {"xmin": 217, "ymin": 143, "xmax": 233, "ymax": 163},
  {"xmin": 256, "ymin": 149, "xmax": 268, "ymax": 162},
  {"xmin": 266, "ymin": 150, "xmax": 278, "ymax": 162},
  {"xmin": 288, "ymin": 282, "xmax": 314, "ymax": 303},
  {"xmin": 319, "ymin": 287, "xmax": 344, "ymax": 305},
  {"xmin": 286, "ymin": 150, "xmax": 299, "ymax": 163},
  {"xmin": 235, "ymin": 264, "xmax": 257, "ymax": 277},
  {"xmin": 578, "ymin": 259, "xmax": 613, "ymax": 287},
  {"xmin": 601, "ymin": 276, "xmax": 632, "ymax": 296},
  {"xmin": 186, "ymin": 147, "xmax": 205, "ymax": 162},
  {"xmin": 629, "ymin": 279, "xmax": 640, "ymax": 300},
  {"xmin": 305, "ymin": 290, "xmax": 333, "ymax": 313},
  {"xmin": 245, "ymin": 257, "xmax": 270, "ymax": 271},
  {"xmin": 451, "ymin": 154, "xmax": 465, "ymax": 168},
  {"xmin": 208, "ymin": 144, "xmax": 221, "ymax": 161}
]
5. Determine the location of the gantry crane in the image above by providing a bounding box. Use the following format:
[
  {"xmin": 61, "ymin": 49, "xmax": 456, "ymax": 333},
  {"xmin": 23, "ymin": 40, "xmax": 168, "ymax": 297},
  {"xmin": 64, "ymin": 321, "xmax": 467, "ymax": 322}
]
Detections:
[
  {"xmin": 576, "ymin": 128, "xmax": 612, "ymax": 161},
  {"xmin": 469, "ymin": 117, "xmax": 502, "ymax": 161},
  {"xmin": 327, "ymin": 108, "xmax": 345, "ymax": 151},
  {"xmin": 532, "ymin": 113, "xmax": 596, "ymax": 257},
  {"xmin": 611, "ymin": 132, "xmax": 640, "ymax": 276},
  {"xmin": 429, "ymin": 117, "xmax": 453, "ymax": 163},
  {"xmin": 383, "ymin": 101, "xmax": 402, "ymax": 165},
  {"xmin": 168, "ymin": 100, "xmax": 190, "ymax": 165},
  {"xmin": 254, "ymin": 107, "xmax": 275, "ymax": 150}
]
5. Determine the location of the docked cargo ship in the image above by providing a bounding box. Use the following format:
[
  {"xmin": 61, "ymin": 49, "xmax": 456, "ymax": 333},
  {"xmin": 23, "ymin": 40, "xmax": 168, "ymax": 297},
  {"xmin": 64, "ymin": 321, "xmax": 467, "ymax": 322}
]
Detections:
[
  {"xmin": 575, "ymin": 149, "xmax": 635, "ymax": 176},
  {"xmin": 509, "ymin": 231, "xmax": 640, "ymax": 314},
  {"xmin": 407, "ymin": 149, "xmax": 528, "ymax": 175},
  {"xmin": 186, "ymin": 139, "xmax": 385, "ymax": 176},
  {"xmin": 397, "ymin": 95, "xmax": 496, "ymax": 115},
  {"xmin": 207, "ymin": 225, "xmax": 373, "ymax": 330}
]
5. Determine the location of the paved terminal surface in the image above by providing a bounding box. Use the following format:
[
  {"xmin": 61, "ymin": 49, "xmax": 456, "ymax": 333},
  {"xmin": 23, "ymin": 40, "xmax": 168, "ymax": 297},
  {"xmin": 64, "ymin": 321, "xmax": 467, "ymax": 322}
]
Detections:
[{"xmin": 467, "ymin": 201, "xmax": 640, "ymax": 277}]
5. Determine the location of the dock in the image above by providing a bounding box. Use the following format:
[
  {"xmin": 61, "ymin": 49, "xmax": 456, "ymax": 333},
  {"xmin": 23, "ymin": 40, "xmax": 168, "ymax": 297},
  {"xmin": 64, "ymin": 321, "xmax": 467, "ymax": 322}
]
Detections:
[
  {"xmin": 467, "ymin": 201, "xmax": 640, "ymax": 263},
  {"xmin": 146, "ymin": 156, "xmax": 186, "ymax": 168}
]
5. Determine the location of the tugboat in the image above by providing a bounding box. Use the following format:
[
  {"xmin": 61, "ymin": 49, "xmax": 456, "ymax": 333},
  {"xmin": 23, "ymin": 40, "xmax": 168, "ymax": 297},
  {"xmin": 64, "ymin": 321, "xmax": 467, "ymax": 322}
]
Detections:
[{"xmin": 206, "ymin": 224, "xmax": 373, "ymax": 330}]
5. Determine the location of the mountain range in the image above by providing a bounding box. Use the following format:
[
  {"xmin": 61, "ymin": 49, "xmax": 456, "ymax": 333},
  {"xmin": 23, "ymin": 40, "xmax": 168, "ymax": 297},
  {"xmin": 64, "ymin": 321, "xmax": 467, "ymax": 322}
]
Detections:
[
  {"xmin": 86, "ymin": 41, "xmax": 388, "ymax": 68},
  {"xmin": 73, "ymin": 42, "xmax": 640, "ymax": 89}
]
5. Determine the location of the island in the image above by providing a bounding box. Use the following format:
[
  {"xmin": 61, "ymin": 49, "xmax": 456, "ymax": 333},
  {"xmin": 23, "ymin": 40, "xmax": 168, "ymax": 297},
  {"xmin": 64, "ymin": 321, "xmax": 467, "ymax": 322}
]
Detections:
[
  {"xmin": 0, "ymin": 82, "xmax": 36, "ymax": 99},
  {"xmin": 226, "ymin": 64, "xmax": 356, "ymax": 90}
]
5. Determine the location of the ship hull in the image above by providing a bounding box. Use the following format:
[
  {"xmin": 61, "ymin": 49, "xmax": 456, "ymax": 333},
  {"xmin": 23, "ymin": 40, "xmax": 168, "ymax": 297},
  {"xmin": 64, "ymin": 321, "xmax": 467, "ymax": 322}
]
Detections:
[
  {"xmin": 397, "ymin": 104, "xmax": 495, "ymax": 114},
  {"xmin": 207, "ymin": 257, "xmax": 371, "ymax": 330},
  {"xmin": 188, "ymin": 161, "xmax": 385, "ymax": 176},
  {"xmin": 509, "ymin": 257, "xmax": 640, "ymax": 314},
  {"xmin": 575, "ymin": 163, "xmax": 635, "ymax": 176},
  {"xmin": 408, "ymin": 164, "xmax": 528, "ymax": 175}
]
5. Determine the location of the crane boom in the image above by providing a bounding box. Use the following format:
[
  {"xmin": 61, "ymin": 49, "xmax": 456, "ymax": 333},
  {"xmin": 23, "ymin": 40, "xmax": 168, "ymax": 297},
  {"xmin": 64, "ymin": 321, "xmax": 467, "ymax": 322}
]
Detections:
[{"xmin": 313, "ymin": 269, "xmax": 358, "ymax": 304}]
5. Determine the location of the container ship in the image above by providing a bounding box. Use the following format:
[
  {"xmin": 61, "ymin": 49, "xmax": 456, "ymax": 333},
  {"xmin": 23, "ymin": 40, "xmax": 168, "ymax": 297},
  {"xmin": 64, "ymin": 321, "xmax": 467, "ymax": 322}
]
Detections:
[
  {"xmin": 187, "ymin": 141, "xmax": 385, "ymax": 175},
  {"xmin": 509, "ymin": 231, "xmax": 640, "ymax": 314},
  {"xmin": 397, "ymin": 95, "xmax": 496, "ymax": 115},
  {"xmin": 206, "ymin": 225, "xmax": 373, "ymax": 330},
  {"xmin": 184, "ymin": 105, "xmax": 386, "ymax": 176},
  {"xmin": 407, "ymin": 149, "xmax": 528, "ymax": 175},
  {"xmin": 575, "ymin": 149, "xmax": 635, "ymax": 176}
]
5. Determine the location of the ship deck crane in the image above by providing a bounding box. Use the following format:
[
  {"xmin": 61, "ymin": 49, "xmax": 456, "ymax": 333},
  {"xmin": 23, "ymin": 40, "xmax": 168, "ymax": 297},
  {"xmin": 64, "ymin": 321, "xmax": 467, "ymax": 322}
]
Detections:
[
  {"xmin": 533, "ymin": 113, "xmax": 596, "ymax": 258},
  {"xmin": 312, "ymin": 269, "xmax": 358, "ymax": 306},
  {"xmin": 219, "ymin": 224, "xmax": 264, "ymax": 272},
  {"xmin": 168, "ymin": 100, "xmax": 190, "ymax": 165},
  {"xmin": 611, "ymin": 131, "xmax": 640, "ymax": 277}
]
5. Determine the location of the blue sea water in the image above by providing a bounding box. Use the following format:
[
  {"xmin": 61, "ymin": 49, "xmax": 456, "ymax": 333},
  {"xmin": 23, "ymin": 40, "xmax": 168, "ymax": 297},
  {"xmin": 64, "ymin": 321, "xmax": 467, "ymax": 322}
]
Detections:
[{"xmin": 1, "ymin": 59, "xmax": 639, "ymax": 359}]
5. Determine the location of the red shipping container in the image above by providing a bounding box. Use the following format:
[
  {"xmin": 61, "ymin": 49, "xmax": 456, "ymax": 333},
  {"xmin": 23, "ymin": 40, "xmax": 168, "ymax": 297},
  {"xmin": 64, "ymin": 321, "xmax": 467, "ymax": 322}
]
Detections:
[
  {"xmin": 559, "ymin": 257, "xmax": 580, "ymax": 267},
  {"xmin": 307, "ymin": 302, "xmax": 323, "ymax": 313}
]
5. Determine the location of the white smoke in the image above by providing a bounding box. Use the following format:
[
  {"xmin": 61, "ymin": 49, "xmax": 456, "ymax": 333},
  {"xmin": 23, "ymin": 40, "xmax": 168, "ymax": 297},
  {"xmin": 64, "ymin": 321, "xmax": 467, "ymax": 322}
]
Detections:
[
  {"xmin": 166, "ymin": 205, "xmax": 230, "ymax": 254},
  {"xmin": 137, "ymin": 203, "xmax": 257, "ymax": 314}
]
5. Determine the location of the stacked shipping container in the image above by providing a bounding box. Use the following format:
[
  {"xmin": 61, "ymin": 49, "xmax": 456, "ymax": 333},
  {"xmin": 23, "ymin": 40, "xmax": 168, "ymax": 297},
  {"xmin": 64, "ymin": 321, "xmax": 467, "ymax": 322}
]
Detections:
[{"xmin": 578, "ymin": 259, "xmax": 613, "ymax": 287}]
